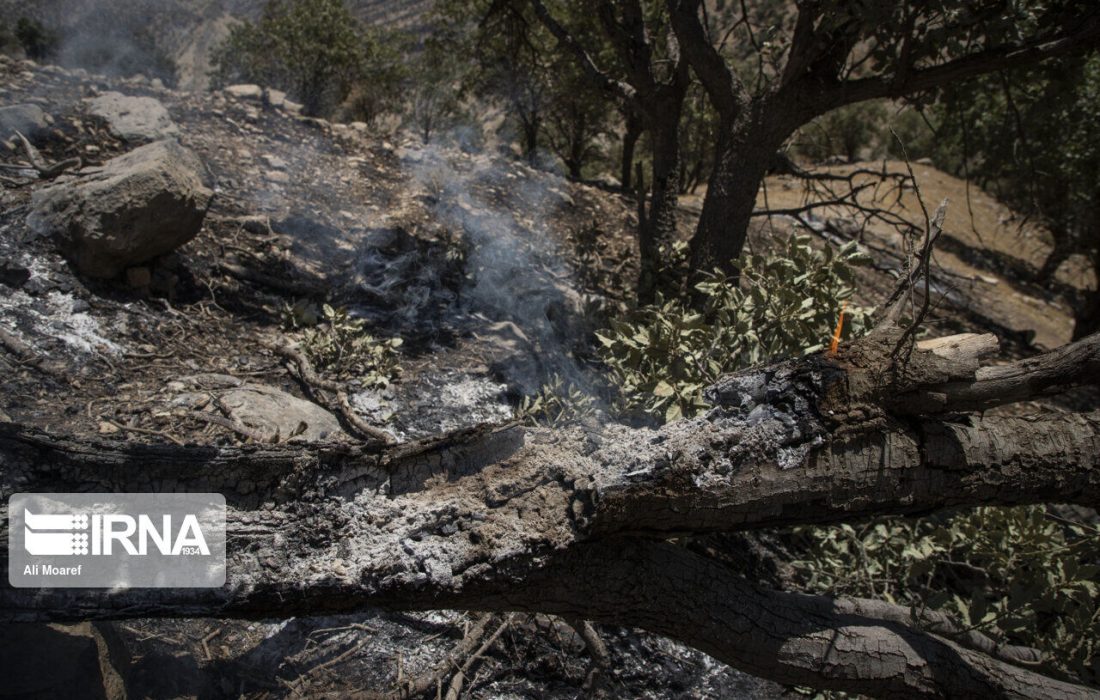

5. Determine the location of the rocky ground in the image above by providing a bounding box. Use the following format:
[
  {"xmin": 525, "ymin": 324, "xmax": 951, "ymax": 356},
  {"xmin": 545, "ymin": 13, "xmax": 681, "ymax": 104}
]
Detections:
[{"xmin": 1, "ymin": 52, "xmax": 1096, "ymax": 698}]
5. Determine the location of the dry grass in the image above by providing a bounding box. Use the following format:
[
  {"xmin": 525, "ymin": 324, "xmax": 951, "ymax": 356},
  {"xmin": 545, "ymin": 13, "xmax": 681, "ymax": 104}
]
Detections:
[{"xmin": 683, "ymin": 160, "xmax": 1096, "ymax": 349}]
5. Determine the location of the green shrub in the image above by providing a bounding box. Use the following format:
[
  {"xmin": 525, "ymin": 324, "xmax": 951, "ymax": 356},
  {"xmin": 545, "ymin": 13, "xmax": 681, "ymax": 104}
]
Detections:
[
  {"xmin": 596, "ymin": 236, "xmax": 873, "ymax": 422},
  {"xmin": 795, "ymin": 102, "xmax": 889, "ymax": 163},
  {"xmin": 790, "ymin": 506, "xmax": 1100, "ymax": 684},
  {"xmin": 516, "ymin": 374, "xmax": 598, "ymax": 428},
  {"xmin": 287, "ymin": 303, "xmax": 402, "ymax": 387},
  {"xmin": 213, "ymin": 0, "xmax": 377, "ymax": 117},
  {"xmin": 15, "ymin": 17, "xmax": 58, "ymax": 61}
]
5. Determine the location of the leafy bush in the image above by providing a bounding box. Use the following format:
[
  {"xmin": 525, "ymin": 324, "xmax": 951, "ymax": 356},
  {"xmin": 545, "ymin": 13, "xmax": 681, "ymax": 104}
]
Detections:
[
  {"xmin": 14, "ymin": 17, "xmax": 58, "ymax": 61},
  {"xmin": 286, "ymin": 303, "xmax": 402, "ymax": 387},
  {"xmin": 790, "ymin": 506, "xmax": 1100, "ymax": 684},
  {"xmin": 340, "ymin": 27, "xmax": 408, "ymax": 126},
  {"xmin": 212, "ymin": 0, "xmax": 390, "ymax": 118},
  {"xmin": 516, "ymin": 374, "xmax": 598, "ymax": 428},
  {"xmin": 596, "ymin": 236, "xmax": 873, "ymax": 422}
]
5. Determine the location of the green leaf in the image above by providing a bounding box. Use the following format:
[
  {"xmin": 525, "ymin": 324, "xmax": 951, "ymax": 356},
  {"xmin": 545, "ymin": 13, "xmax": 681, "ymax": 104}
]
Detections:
[{"xmin": 664, "ymin": 402, "xmax": 683, "ymax": 422}]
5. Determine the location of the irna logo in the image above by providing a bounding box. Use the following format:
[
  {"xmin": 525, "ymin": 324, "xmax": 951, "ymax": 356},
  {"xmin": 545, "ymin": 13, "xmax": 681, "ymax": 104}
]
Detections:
[
  {"xmin": 8, "ymin": 493, "xmax": 226, "ymax": 589},
  {"xmin": 23, "ymin": 509, "xmax": 211, "ymax": 556}
]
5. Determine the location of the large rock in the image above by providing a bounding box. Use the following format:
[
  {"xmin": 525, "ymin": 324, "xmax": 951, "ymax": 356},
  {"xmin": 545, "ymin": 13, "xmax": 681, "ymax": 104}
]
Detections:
[
  {"xmin": 86, "ymin": 92, "xmax": 179, "ymax": 142},
  {"xmin": 169, "ymin": 374, "xmax": 345, "ymax": 442},
  {"xmin": 218, "ymin": 384, "xmax": 345, "ymax": 442},
  {"xmin": 0, "ymin": 103, "xmax": 48, "ymax": 142},
  {"xmin": 28, "ymin": 139, "xmax": 213, "ymax": 278}
]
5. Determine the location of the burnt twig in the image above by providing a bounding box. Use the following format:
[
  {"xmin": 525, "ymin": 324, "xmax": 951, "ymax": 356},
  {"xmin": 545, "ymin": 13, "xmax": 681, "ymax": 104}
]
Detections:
[
  {"xmin": 262, "ymin": 339, "xmax": 397, "ymax": 446},
  {"xmin": 0, "ymin": 131, "xmax": 81, "ymax": 180}
]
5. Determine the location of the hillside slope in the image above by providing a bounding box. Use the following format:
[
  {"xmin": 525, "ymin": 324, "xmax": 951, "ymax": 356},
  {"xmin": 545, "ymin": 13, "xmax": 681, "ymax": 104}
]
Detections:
[{"xmin": 2, "ymin": 0, "xmax": 435, "ymax": 90}]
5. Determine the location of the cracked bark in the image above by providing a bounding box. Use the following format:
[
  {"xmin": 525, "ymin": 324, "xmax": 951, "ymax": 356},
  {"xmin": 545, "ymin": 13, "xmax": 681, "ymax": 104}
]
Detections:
[{"xmin": 1, "ymin": 331, "xmax": 1099, "ymax": 698}]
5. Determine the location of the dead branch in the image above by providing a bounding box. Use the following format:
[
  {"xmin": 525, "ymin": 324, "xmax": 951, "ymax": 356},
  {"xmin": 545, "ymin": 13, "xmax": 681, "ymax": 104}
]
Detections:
[
  {"xmin": 217, "ymin": 260, "xmax": 328, "ymax": 298},
  {"xmin": 889, "ymin": 198, "xmax": 949, "ymax": 362},
  {"xmin": 361, "ymin": 614, "xmax": 496, "ymax": 700},
  {"xmin": 104, "ymin": 419, "xmax": 186, "ymax": 447},
  {"xmin": 262, "ymin": 339, "xmax": 397, "ymax": 446},
  {"xmin": 0, "ymin": 327, "xmax": 66, "ymax": 378},
  {"xmin": 186, "ymin": 410, "xmax": 273, "ymax": 444},
  {"xmin": 893, "ymin": 331, "xmax": 1100, "ymax": 413},
  {"xmin": 565, "ymin": 618, "xmax": 612, "ymax": 696},
  {"xmin": 879, "ymin": 199, "xmax": 948, "ymax": 329},
  {"xmin": 3, "ymin": 331, "xmax": 1100, "ymax": 698},
  {"xmin": 0, "ymin": 131, "xmax": 81, "ymax": 180},
  {"xmin": 444, "ymin": 615, "xmax": 512, "ymax": 700}
]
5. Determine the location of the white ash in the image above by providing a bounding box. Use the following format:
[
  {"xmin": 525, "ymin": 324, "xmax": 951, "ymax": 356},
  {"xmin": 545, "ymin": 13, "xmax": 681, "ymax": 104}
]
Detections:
[{"xmin": 0, "ymin": 289, "xmax": 122, "ymax": 356}]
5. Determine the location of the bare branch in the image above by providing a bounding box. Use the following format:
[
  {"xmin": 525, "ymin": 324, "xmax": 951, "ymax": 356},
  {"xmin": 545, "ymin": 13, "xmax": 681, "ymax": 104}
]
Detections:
[
  {"xmin": 666, "ymin": 0, "xmax": 748, "ymax": 118},
  {"xmin": 0, "ymin": 131, "xmax": 81, "ymax": 180},
  {"xmin": 527, "ymin": 0, "xmax": 636, "ymax": 102},
  {"xmin": 829, "ymin": 13, "xmax": 1100, "ymax": 110},
  {"xmin": 894, "ymin": 331, "xmax": 1100, "ymax": 414}
]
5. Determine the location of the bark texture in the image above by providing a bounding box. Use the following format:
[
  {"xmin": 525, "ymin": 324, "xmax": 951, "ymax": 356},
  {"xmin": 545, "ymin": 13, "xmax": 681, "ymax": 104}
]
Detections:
[{"xmin": 2, "ymin": 331, "xmax": 1100, "ymax": 697}]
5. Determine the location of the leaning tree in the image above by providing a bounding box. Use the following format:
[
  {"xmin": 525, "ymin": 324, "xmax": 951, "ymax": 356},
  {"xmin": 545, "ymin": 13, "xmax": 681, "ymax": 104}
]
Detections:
[
  {"xmin": 529, "ymin": 0, "xmax": 1100, "ymax": 281},
  {"xmin": 3, "ymin": 320, "xmax": 1099, "ymax": 697}
]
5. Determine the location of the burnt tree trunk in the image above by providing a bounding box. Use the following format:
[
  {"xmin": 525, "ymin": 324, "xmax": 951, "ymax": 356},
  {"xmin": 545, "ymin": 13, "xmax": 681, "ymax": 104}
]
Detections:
[
  {"xmin": 2, "ymin": 330, "xmax": 1100, "ymax": 698},
  {"xmin": 1037, "ymin": 230, "xmax": 1075, "ymax": 284},
  {"xmin": 636, "ymin": 105, "xmax": 684, "ymax": 303},
  {"xmin": 565, "ymin": 108, "xmax": 586, "ymax": 180}
]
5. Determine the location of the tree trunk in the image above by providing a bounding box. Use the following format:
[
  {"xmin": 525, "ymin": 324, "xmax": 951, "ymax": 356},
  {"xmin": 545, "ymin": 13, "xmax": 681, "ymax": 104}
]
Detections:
[
  {"xmin": 1073, "ymin": 250, "xmax": 1100, "ymax": 340},
  {"xmin": 636, "ymin": 110, "xmax": 683, "ymax": 303},
  {"xmin": 688, "ymin": 118, "xmax": 784, "ymax": 276},
  {"xmin": 1036, "ymin": 231, "xmax": 1074, "ymax": 284},
  {"xmin": 566, "ymin": 109, "xmax": 585, "ymax": 180},
  {"xmin": 2, "ymin": 330, "xmax": 1099, "ymax": 698},
  {"xmin": 620, "ymin": 112, "xmax": 642, "ymax": 191}
]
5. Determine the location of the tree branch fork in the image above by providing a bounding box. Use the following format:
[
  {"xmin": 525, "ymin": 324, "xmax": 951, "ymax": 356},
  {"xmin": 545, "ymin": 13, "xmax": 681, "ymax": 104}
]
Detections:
[{"xmin": 2, "ymin": 330, "xmax": 1099, "ymax": 698}]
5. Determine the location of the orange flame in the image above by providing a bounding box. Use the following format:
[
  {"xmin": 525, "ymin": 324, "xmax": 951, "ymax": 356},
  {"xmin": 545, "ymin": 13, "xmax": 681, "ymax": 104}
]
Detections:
[{"xmin": 829, "ymin": 301, "xmax": 849, "ymax": 355}]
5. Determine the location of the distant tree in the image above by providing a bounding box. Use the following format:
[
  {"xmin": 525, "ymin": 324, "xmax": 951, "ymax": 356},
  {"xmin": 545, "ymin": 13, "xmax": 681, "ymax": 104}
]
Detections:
[
  {"xmin": 14, "ymin": 17, "xmax": 58, "ymax": 61},
  {"xmin": 795, "ymin": 101, "xmax": 889, "ymax": 164},
  {"xmin": 212, "ymin": 0, "xmax": 368, "ymax": 117},
  {"xmin": 0, "ymin": 17, "xmax": 16, "ymax": 56},
  {"xmin": 935, "ymin": 55, "xmax": 1100, "ymax": 339},
  {"xmin": 405, "ymin": 36, "xmax": 465, "ymax": 143},
  {"xmin": 543, "ymin": 54, "xmax": 614, "ymax": 179},
  {"xmin": 529, "ymin": 0, "xmax": 691, "ymax": 302},
  {"xmin": 677, "ymin": 82, "xmax": 719, "ymax": 194},
  {"xmin": 342, "ymin": 27, "xmax": 409, "ymax": 126}
]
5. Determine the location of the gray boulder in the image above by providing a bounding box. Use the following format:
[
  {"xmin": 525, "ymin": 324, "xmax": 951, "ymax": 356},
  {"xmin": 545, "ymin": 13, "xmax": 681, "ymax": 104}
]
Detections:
[
  {"xmin": 86, "ymin": 92, "xmax": 179, "ymax": 142},
  {"xmin": 0, "ymin": 103, "xmax": 48, "ymax": 142},
  {"xmin": 28, "ymin": 139, "xmax": 213, "ymax": 278},
  {"xmin": 218, "ymin": 384, "xmax": 345, "ymax": 442},
  {"xmin": 169, "ymin": 374, "xmax": 345, "ymax": 442}
]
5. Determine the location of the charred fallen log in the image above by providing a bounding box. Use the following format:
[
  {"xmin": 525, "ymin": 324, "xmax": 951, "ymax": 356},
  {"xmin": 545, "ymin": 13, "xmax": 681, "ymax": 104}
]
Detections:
[{"xmin": 1, "ymin": 330, "xmax": 1098, "ymax": 698}]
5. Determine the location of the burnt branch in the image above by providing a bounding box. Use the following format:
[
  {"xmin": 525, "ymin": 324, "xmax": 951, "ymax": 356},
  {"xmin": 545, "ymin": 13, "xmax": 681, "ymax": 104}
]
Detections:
[{"xmin": 2, "ymin": 332, "xmax": 1099, "ymax": 697}]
